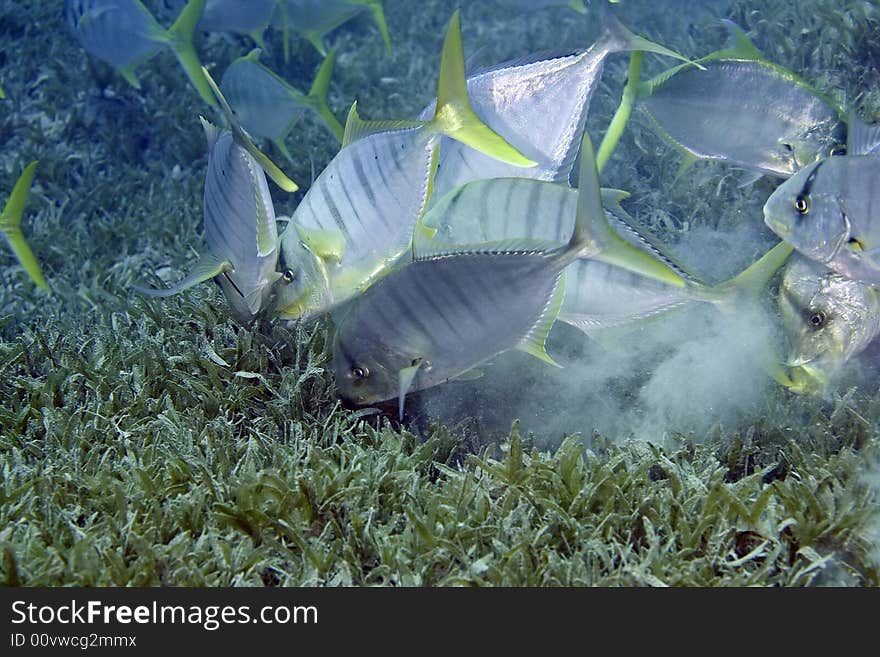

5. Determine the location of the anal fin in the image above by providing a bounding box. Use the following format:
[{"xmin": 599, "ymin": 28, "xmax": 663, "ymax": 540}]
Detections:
[{"xmin": 516, "ymin": 272, "xmax": 565, "ymax": 367}]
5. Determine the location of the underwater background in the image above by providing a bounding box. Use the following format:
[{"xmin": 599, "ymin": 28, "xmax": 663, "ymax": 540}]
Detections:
[{"xmin": 1, "ymin": 0, "xmax": 879, "ymax": 585}]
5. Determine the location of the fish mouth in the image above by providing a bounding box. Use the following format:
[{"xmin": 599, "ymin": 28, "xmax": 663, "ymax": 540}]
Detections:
[{"xmin": 784, "ymin": 364, "xmax": 830, "ymax": 395}]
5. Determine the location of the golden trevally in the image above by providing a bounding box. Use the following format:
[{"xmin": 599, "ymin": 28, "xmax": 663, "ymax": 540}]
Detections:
[
  {"xmin": 422, "ymin": 12, "xmax": 696, "ymax": 201},
  {"xmin": 637, "ymin": 21, "xmax": 846, "ymax": 179},
  {"xmin": 65, "ymin": 0, "xmax": 216, "ymax": 107},
  {"xmin": 220, "ymin": 47, "xmax": 343, "ymax": 162},
  {"xmin": 132, "ymin": 69, "xmax": 297, "ymax": 325},
  {"xmin": 421, "ymin": 177, "xmax": 792, "ymax": 340},
  {"xmin": 275, "ymin": 0, "xmax": 391, "ymax": 59},
  {"xmin": 273, "ymin": 11, "xmax": 536, "ymax": 323},
  {"xmin": 779, "ymin": 255, "xmax": 880, "ymax": 395}
]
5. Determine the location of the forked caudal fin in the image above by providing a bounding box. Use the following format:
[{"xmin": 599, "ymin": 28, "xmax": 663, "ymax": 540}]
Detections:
[
  {"xmin": 570, "ymin": 130, "xmax": 685, "ymax": 287},
  {"xmin": 0, "ymin": 160, "xmax": 48, "ymax": 290},
  {"xmin": 695, "ymin": 240, "xmax": 796, "ymax": 387},
  {"xmin": 165, "ymin": 0, "xmax": 217, "ymax": 109}
]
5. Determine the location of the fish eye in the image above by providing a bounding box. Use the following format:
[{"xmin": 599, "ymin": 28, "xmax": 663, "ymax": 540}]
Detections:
[
  {"xmin": 808, "ymin": 310, "xmax": 826, "ymax": 329},
  {"xmin": 281, "ymin": 269, "xmax": 296, "ymax": 283},
  {"xmin": 794, "ymin": 194, "xmax": 810, "ymax": 215},
  {"xmin": 351, "ymin": 365, "xmax": 369, "ymax": 378}
]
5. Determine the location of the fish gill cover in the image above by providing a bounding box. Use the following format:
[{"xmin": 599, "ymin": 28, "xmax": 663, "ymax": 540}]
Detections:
[{"xmin": 0, "ymin": 0, "xmax": 878, "ymax": 586}]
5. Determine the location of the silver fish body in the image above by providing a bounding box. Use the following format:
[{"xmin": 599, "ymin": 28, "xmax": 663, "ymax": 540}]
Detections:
[
  {"xmin": 423, "ymin": 14, "xmax": 685, "ymax": 200},
  {"xmin": 65, "ymin": 0, "xmax": 166, "ymax": 73},
  {"xmin": 198, "ymin": 0, "xmax": 276, "ymax": 36},
  {"xmin": 332, "ymin": 250, "xmax": 565, "ymax": 405},
  {"xmin": 640, "ymin": 59, "xmax": 845, "ymax": 178},
  {"xmin": 221, "ymin": 56, "xmax": 305, "ymax": 147},
  {"xmin": 275, "ymin": 0, "xmax": 390, "ymax": 54},
  {"xmin": 275, "ymin": 125, "xmax": 438, "ymax": 322},
  {"xmin": 202, "ymin": 123, "xmax": 281, "ymax": 323},
  {"xmin": 423, "ymin": 177, "xmax": 698, "ymax": 334},
  {"xmin": 763, "ymin": 155, "xmax": 880, "ymax": 286},
  {"xmin": 66, "ymin": 0, "xmax": 216, "ymax": 106},
  {"xmin": 220, "ymin": 49, "xmax": 342, "ymax": 159},
  {"xmin": 161, "ymin": 0, "xmax": 276, "ymax": 34},
  {"xmin": 778, "ymin": 255, "xmax": 880, "ymax": 393}
]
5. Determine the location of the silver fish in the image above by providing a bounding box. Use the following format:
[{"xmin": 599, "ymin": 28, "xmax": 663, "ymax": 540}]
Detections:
[
  {"xmin": 220, "ymin": 47, "xmax": 342, "ymax": 161},
  {"xmin": 422, "ymin": 178, "xmax": 697, "ymax": 334},
  {"xmin": 421, "ymin": 12, "xmax": 694, "ymax": 201},
  {"xmin": 275, "ymin": 0, "xmax": 390, "ymax": 56},
  {"xmin": 272, "ymin": 11, "xmax": 536, "ymax": 323},
  {"xmin": 638, "ymin": 22, "xmax": 845, "ymax": 178},
  {"xmin": 199, "ymin": 0, "xmax": 276, "ymax": 44},
  {"xmin": 161, "ymin": 0, "xmax": 275, "ymax": 43},
  {"xmin": 65, "ymin": 0, "xmax": 216, "ymax": 106},
  {"xmin": 422, "ymin": 177, "xmax": 795, "ymax": 339},
  {"xmin": 132, "ymin": 70, "xmax": 297, "ymax": 324},
  {"xmin": 331, "ymin": 130, "xmax": 685, "ymax": 416},
  {"xmin": 763, "ymin": 155, "xmax": 880, "ymax": 287},
  {"xmin": 779, "ymin": 255, "xmax": 880, "ymax": 394}
]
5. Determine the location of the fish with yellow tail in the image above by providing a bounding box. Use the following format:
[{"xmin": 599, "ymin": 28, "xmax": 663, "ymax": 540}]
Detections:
[
  {"xmin": 637, "ymin": 20, "xmax": 846, "ymax": 180},
  {"xmin": 778, "ymin": 255, "xmax": 880, "ymax": 395},
  {"xmin": 423, "ymin": 11, "xmax": 697, "ymax": 202},
  {"xmin": 421, "ymin": 178, "xmax": 795, "ymax": 344},
  {"xmin": 132, "ymin": 68, "xmax": 297, "ymax": 325},
  {"xmin": 331, "ymin": 129, "xmax": 676, "ymax": 419},
  {"xmin": 1, "ymin": 161, "xmax": 48, "ymax": 291},
  {"xmin": 220, "ymin": 47, "xmax": 343, "ymax": 161},
  {"xmin": 273, "ymin": 10, "xmax": 536, "ymax": 324},
  {"xmin": 65, "ymin": 0, "xmax": 216, "ymax": 107},
  {"xmin": 274, "ymin": 0, "xmax": 391, "ymax": 59}
]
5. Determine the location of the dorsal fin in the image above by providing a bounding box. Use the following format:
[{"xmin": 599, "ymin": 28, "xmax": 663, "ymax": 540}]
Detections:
[
  {"xmin": 570, "ymin": 130, "xmax": 685, "ymax": 287},
  {"xmin": 430, "ymin": 10, "xmax": 536, "ymax": 167},
  {"xmin": 342, "ymin": 101, "xmax": 422, "ymax": 147},
  {"xmin": 199, "ymin": 115, "xmax": 222, "ymax": 150}
]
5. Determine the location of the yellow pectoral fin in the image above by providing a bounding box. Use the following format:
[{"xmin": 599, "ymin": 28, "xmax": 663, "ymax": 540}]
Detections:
[{"xmin": 295, "ymin": 224, "xmax": 346, "ymax": 265}]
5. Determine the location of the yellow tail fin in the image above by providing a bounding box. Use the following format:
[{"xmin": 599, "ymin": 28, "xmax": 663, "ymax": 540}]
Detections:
[{"xmin": 1, "ymin": 161, "xmax": 48, "ymax": 290}]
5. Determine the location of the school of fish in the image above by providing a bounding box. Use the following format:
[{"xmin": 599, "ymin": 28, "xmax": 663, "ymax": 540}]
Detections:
[{"xmin": 6, "ymin": 0, "xmax": 880, "ymax": 419}]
